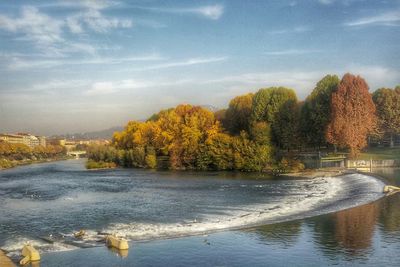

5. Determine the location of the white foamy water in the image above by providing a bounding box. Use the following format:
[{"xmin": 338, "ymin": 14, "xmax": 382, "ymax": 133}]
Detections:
[{"xmin": 99, "ymin": 174, "xmax": 384, "ymax": 241}]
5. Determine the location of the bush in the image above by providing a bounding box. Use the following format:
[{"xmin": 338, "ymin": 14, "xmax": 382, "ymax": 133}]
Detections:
[
  {"xmin": 86, "ymin": 160, "xmax": 116, "ymax": 170},
  {"xmin": 0, "ymin": 158, "xmax": 15, "ymax": 169}
]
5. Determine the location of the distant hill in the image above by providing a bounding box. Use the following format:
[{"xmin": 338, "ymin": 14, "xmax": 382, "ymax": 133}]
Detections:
[{"xmin": 52, "ymin": 126, "xmax": 123, "ymax": 140}]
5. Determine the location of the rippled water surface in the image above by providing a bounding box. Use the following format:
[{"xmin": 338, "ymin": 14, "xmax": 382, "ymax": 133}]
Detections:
[{"xmin": 1, "ymin": 160, "xmax": 397, "ymax": 266}]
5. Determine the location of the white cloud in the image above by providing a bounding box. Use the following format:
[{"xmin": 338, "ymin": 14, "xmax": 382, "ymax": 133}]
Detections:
[
  {"xmin": 0, "ymin": 4, "xmax": 132, "ymax": 57},
  {"xmin": 139, "ymin": 4, "xmax": 225, "ymax": 20},
  {"xmin": 345, "ymin": 65, "xmax": 400, "ymax": 90},
  {"xmin": 264, "ymin": 49, "xmax": 320, "ymax": 56},
  {"xmin": 0, "ymin": 6, "xmax": 64, "ymax": 45},
  {"xmin": 6, "ymin": 54, "xmax": 164, "ymax": 70},
  {"xmin": 194, "ymin": 4, "xmax": 224, "ymax": 20},
  {"xmin": 268, "ymin": 26, "xmax": 311, "ymax": 35},
  {"xmin": 85, "ymin": 78, "xmax": 192, "ymax": 95},
  {"xmin": 318, "ymin": 0, "xmax": 335, "ymax": 5},
  {"xmin": 137, "ymin": 57, "xmax": 227, "ymax": 71},
  {"xmin": 345, "ymin": 11, "xmax": 400, "ymax": 27},
  {"xmin": 203, "ymin": 65, "xmax": 400, "ymax": 99},
  {"xmin": 42, "ymin": 0, "xmax": 119, "ymax": 10},
  {"xmin": 66, "ymin": 9, "xmax": 132, "ymax": 33}
]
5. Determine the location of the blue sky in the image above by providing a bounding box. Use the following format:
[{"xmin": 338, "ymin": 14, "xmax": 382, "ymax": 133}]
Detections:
[{"xmin": 0, "ymin": 0, "xmax": 399, "ymax": 135}]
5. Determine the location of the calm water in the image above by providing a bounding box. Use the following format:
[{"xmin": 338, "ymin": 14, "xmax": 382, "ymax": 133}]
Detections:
[{"xmin": 0, "ymin": 160, "xmax": 398, "ymax": 266}]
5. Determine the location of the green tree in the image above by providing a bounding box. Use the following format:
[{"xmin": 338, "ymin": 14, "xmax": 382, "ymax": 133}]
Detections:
[
  {"xmin": 249, "ymin": 121, "xmax": 271, "ymax": 145},
  {"xmin": 301, "ymin": 75, "xmax": 339, "ymax": 148},
  {"xmin": 251, "ymin": 87, "xmax": 297, "ymax": 124},
  {"xmin": 372, "ymin": 88, "xmax": 400, "ymax": 147},
  {"xmin": 272, "ymin": 99, "xmax": 301, "ymax": 151}
]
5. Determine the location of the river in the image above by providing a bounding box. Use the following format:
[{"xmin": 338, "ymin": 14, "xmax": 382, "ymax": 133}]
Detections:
[{"xmin": 0, "ymin": 159, "xmax": 398, "ymax": 266}]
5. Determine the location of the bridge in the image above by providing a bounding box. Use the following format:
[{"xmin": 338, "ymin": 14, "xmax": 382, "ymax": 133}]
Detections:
[{"xmin": 67, "ymin": 151, "xmax": 87, "ymax": 158}]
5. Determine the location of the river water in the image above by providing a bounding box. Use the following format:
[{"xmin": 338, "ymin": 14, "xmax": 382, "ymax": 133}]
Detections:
[{"xmin": 0, "ymin": 160, "xmax": 398, "ymax": 266}]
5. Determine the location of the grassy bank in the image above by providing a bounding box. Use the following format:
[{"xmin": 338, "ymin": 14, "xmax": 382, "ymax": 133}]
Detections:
[{"xmin": 359, "ymin": 147, "xmax": 400, "ymax": 160}]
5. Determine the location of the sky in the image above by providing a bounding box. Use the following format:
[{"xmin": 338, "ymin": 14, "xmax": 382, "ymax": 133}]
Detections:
[{"xmin": 0, "ymin": 0, "xmax": 399, "ymax": 135}]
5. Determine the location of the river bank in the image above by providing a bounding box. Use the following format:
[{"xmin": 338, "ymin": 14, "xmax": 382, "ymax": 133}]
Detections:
[{"xmin": 0, "ymin": 156, "xmax": 71, "ymax": 171}]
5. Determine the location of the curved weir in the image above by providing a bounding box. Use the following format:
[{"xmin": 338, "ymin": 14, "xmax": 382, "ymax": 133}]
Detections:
[{"xmin": 0, "ymin": 160, "xmax": 385, "ymax": 256}]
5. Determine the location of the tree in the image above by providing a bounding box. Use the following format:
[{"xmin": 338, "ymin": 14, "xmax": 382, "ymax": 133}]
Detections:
[
  {"xmin": 372, "ymin": 88, "xmax": 400, "ymax": 147},
  {"xmin": 301, "ymin": 75, "xmax": 339, "ymax": 148},
  {"xmin": 251, "ymin": 87, "xmax": 298, "ymax": 148},
  {"xmin": 272, "ymin": 99, "xmax": 301, "ymax": 151},
  {"xmin": 224, "ymin": 93, "xmax": 254, "ymax": 134},
  {"xmin": 251, "ymin": 87, "xmax": 297, "ymax": 124},
  {"xmin": 326, "ymin": 73, "xmax": 377, "ymax": 157},
  {"xmin": 249, "ymin": 121, "xmax": 271, "ymax": 145}
]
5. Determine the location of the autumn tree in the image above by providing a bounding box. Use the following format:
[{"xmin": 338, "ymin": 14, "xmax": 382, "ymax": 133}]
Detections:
[
  {"xmin": 224, "ymin": 93, "xmax": 254, "ymax": 134},
  {"xmin": 301, "ymin": 75, "xmax": 339, "ymax": 148},
  {"xmin": 326, "ymin": 73, "xmax": 377, "ymax": 157},
  {"xmin": 372, "ymin": 88, "xmax": 400, "ymax": 147}
]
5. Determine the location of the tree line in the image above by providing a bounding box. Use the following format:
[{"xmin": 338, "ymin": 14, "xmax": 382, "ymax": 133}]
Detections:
[
  {"xmin": 0, "ymin": 142, "xmax": 66, "ymax": 169},
  {"xmin": 87, "ymin": 73, "xmax": 400, "ymax": 171}
]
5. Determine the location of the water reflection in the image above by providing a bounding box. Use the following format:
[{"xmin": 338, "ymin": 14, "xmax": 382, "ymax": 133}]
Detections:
[
  {"xmin": 379, "ymin": 194, "xmax": 400, "ymax": 233},
  {"xmin": 333, "ymin": 202, "xmax": 378, "ymax": 253},
  {"xmin": 252, "ymin": 220, "xmax": 302, "ymax": 248}
]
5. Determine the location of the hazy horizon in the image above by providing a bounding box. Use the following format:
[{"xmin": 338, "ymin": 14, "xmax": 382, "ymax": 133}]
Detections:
[{"xmin": 0, "ymin": 0, "xmax": 399, "ymax": 135}]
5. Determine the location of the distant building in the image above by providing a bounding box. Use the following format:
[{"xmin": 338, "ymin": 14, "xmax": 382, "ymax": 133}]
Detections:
[
  {"xmin": 17, "ymin": 133, "xmax": 40, "ymax": 148},
  {"xmin": 37, "ymin": 136, "xmax": 46, "ymax": 147},
  {"xmin": 0, "ymin": 134, "xmax": 24, "ymax": 144},
  {"xmin": 0, "ymin": 133, "xmax": 46, "ymax": 148}
]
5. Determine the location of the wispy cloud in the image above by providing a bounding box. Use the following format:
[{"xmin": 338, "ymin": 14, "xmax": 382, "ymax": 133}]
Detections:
[
  {"xmin": 268, "ymin": 26, "xmax": 311, "ymax": 35},
  {"xmin": 136, "ymin": 4, "xmax": 225, "ymax": 20},
  {"xmin": 192, "ymin": 4, "xmax": 224, "ymax": 20},
  {"xmin": 0, "ymin": 6, "xmax": 63, "ymax": 45},
  {"xmin": 85, "ymin": 78, "xmax": 193, "ymax": 95},
  {"xmin": 264, "ymin": 49, "xmax": 320, "ymax": 56},
  {"xmin": 137, "ymin": 57, "xmax": 227, "ymax": 71},
  {"xmin": 6, "ymin": 54, "xmax": 164, "ymax": 70},
  {"xmin": 66, "ymin": 8, "xmax": 132, "ymax": 33},
  {"xmin": 345, "ymin": 11, "xmax": 400, "ymax": 27},
  {"xmin": 0, "ymin": 4, "xmax": 132, "ymax": 56},
  {"xmin": 318, "ymin": 0, "xmax": 335, "ymax": 5}
]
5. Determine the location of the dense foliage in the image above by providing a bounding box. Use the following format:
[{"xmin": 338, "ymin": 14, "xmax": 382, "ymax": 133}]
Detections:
[
  {"xmin": 87, "ymin": 73, "xmax": 397, "ymax": 170},
  {"xmin": 372, "ymin": 87, "xmax": 400, "ymax": 147},
  {"xmin": 224, "ymin": 93, "xmax": 254, "ymax": 134},
  {"xmin": 301, "ymin": 75, "xmax": 340, "ymax": 148},
  {"xmin": 0, "ymin": 142, "xmax": 66, "ymax": 169},
  {"xmin": 91, "ymin": 105, "xmax": 272, "ymax": 171},
  {"xmin": 326, "ymin": 74, "xmax": 377, "ymax": 157}
]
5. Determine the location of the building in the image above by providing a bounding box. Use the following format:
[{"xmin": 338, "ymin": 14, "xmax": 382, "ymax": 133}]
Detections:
[
  {"xmin": 0, "ymin": 134, "xmax": 24, "ymax": 144},
  {"xmin": 37, "ymin": 136, "xmax": 46, "ymax": 147},
  {"xmin": 17, "ymin": 133, "xmax": 40, "ymax": 148},
  {"xmin": 0, "ymin": 133, "xmax": 46, "ymax": 148}
]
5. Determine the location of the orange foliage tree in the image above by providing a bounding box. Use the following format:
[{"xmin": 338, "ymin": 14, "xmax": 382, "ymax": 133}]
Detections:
[{"xmin": 326, "ymin": 73, "xmax": 377, "ymax": 157}]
